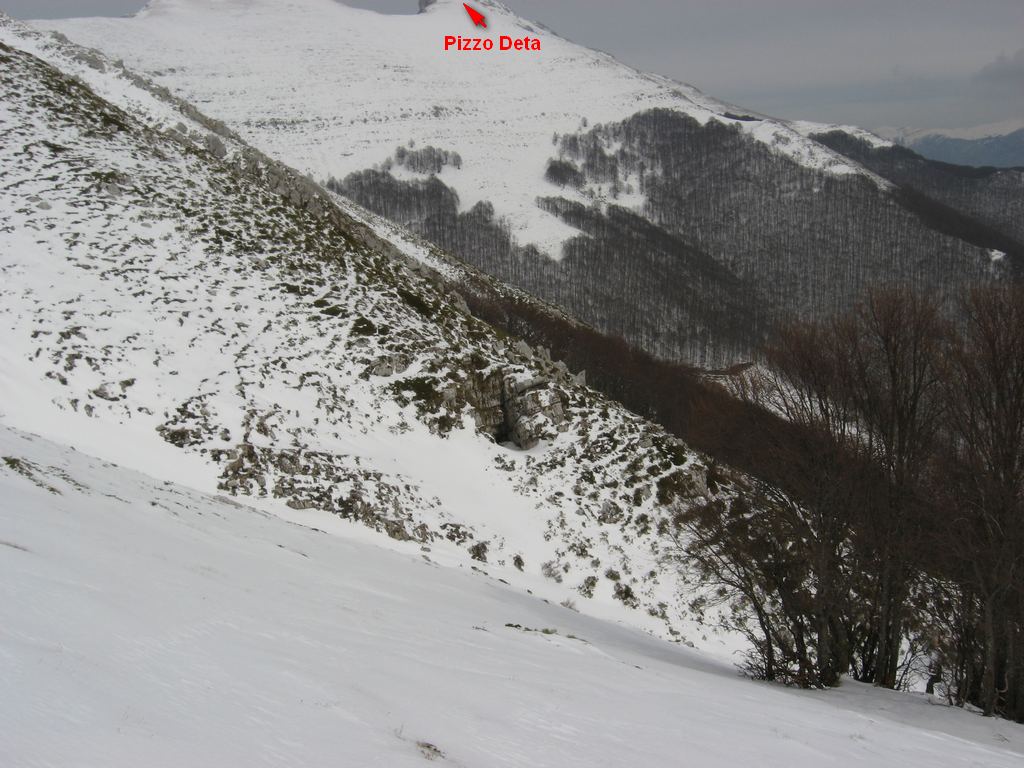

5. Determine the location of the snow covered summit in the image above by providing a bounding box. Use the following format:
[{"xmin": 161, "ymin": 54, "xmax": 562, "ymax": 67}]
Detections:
[{"xmin": 44, "ymin": 0, "xmax": 861, "ymax": 259}]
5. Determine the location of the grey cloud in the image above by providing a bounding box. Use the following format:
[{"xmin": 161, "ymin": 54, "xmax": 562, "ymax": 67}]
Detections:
[{"xmin": 974, "ymin": 48, "xmax": 1024, "ymax": 88}]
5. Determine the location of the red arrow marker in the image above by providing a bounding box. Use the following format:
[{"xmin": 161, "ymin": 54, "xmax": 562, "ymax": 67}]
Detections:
[{"xmin": 463, "ymin": 3, "xmax": 487, "ymax": 28}]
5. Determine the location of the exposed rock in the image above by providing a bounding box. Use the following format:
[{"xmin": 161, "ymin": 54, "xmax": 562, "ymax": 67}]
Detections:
[
  {"xmin": 598, "ymin": 500, "xmax": 624, "ymax": 524},
  {"xmin": 457, "ymin": 369, "xmax": 568, "ymax": 450},
  {"xmin": 204, "ymin": 133, "xmax": 228, "ymax": 160},
  {"xmin": 157, "ymin": 426, "xmax": 202, "ymax": 448},
  {"xmin": 513, "ymin": 340, "xmax": 533, "ymax": 359},
  {"xmin": 503, "ymin": 376, "xmax": 567, "ymax": 450},
  {"xmin": 460, "ymin": 370, "xmax": 505, "ymax": 435},
  {"xmin": 441, "ymin": 523, "xmax": 474, "ymax": 545},
  {"xmin": 448, "ymin": 291, "xmax": 470, "ymax": 314},
  {"xmin": 505, "ymin": 375, "xmax": 545, "ymax": 396},
  {"xmin": 552, "ymin": 360, "xmax": 572, "ymax": 383},
  {"xmin": 91, "ymin": 382, "xmax": 124, "ymax": 401},
  {"xmin": 71, "ymin": 48, "xmax": 105, "ymax": 72},
  {"xmin": 364, "ymin": 353, "xmax": 411, "ymax": 378}
]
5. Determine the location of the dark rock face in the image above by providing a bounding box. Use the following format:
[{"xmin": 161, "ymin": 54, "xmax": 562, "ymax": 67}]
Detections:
[
  {"xmin": 461, "ymin": 368, "xmax": 568, "ymax": 450},
  {"xmin": 338, "ymin": 109, "xmax": 1011, "ymax": 368},
  {"xmin": 502, "ymin": 375, "xmax": 567, "ymax": 450}
]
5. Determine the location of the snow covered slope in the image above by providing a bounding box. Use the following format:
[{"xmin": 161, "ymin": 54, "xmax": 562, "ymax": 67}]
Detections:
[
  {"xmin": 5, "ymin": 424, "xmax": 1024, "ymax": 767},
  {"xmin": 41, "ymin": 0, "xmax": 864, "ymax": 259},
  {"xmin": 0, "ymin": 15, "xmax": 741, "ymax": 647},
  {"xmin": 4, "ymin": 16, "xmax": 1024, "ymax": 763}
]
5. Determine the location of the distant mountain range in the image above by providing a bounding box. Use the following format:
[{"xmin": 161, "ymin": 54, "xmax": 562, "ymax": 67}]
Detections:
[{"xmin": 877, "ymin": 119, "xmax": 1024, "ymax": 168}]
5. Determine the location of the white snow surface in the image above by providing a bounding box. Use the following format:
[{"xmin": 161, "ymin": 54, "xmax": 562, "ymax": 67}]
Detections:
[
  {"xmin": 43, "ymin": 0, "xmax": 868, "ymax": 258},
  {"xmin": 4, "ymin": 14, "xmax": 1024, "ymax": 764},
  {"xmin": 3, "ymin": 424, "xmax": 1024, "ymax": 767}
]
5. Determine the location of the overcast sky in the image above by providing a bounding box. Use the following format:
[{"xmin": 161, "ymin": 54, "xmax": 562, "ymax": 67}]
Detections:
[{"xmin": 4, "ymin": 0, "xmax": 1022, "ymax": 130}]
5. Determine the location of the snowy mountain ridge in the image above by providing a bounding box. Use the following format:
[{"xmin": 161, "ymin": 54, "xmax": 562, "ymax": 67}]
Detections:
[
  {"xmin": 877, "ymin": 118, "xmax": 1024, "ymax": 143},
  {"xmin": 0, "ymin": 13, "xmax": 739, "ymax": 648},
  {"xmin": 42, "ymin": 0, "xmax": 1016, "ymax": 368},
  {"xmin": 44, "ymin": 0, "xmax": 873, "ymax": 261}
]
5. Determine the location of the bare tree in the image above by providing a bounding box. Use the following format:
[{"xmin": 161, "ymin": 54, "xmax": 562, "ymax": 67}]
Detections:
[
  {"xmin": 939, "ymin": 284, "xmax": 1024, "ymax": 716},
  {"xmin": 840, "ymin": 287, "xmax": 949, "ymax": 688}
]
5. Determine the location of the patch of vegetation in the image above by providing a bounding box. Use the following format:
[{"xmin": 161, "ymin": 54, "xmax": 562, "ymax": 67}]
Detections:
[
  {"xmin": 578, "ymin": 575, "xmax": 598, "ymax": 598},
  {"xmin": 416, "ymin": 741, "xmax": 445, "ymax": 761},
  {"xmin": 351, "ymin": 316, "xmax": 377, "ymax": 335},
  {"xmin": 392, "ymin": 376, "xmax": 444, "ymax": 411},
  {"xmin": 613, "ymin": 582, "xmax": 639, "ymax": 608},
  {"xmin": 2, "ymin": 456, "xmax": 61, "ymax": 495},
  {"xmin": 469, "ymin": 541, "xmax": 488, "ymax": 562},
  {"xmin": 545, "ymin": 158, "xmax": 585, "ymax": 188},
  {"xmin": 656, "ymin": 471, "xmax": 695, "ymax": 505},
  {"xmin": 540, "ymin": 559, "xmax": 563, "ymax": 583},
  {"xmin": 398, "ymin": 287, "xmax": 436, "ymax": 318}
]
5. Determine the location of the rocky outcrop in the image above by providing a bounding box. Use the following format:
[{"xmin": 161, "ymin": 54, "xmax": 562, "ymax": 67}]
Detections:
[
  {"xmin": 461, "ymin": 370, "xmax": 568, "ymax": 450},
  {"xmin": 364, "ymin": 353, "xmax": 411, "ymax": 378},
  {"xmin": 204, "ymin": 133, "xmax": 227, "ymax": 160},
  {"xmin": 503, "ymin": 375, "xmax": 567, "ymax": 450},
  {"xmin": 214, "ymin": 443, "xmax": 439, "ymax": 543}
]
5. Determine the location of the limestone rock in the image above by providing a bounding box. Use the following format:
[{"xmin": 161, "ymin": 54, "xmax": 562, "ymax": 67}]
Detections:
[
  {"xmin": 204, "ymin": 133, "xmax": 228, "ymax": 160},
  {"xmin": 513, "ymin": 340, "xmax": 534, "ymax": 359},
  {"xmin": 364, "ymin": 353, "xmax": 411, "ymax": 378},
  {"xmin": 598, "ymin": 501, "xmax": 624, "ymax": 524}
]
